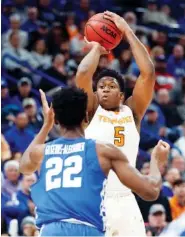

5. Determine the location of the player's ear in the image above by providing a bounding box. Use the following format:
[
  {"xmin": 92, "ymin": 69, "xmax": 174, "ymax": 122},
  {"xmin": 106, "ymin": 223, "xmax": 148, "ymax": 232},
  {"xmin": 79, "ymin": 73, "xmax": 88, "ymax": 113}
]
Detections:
[
  {"xmin": 54, "ymin": 115, "xmax": 59, "ymax": 125},
  {"xmin": 120, "ymin": 92, "xmax": 124, "ymax": 102},
  {"xmin": 85, "ymin": 111, "xmax": 89, "ymax": 124}
]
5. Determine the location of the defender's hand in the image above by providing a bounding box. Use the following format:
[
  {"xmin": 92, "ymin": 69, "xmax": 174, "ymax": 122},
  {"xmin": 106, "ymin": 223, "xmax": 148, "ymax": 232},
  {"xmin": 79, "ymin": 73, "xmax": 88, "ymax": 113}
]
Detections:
[
  {"xmin": 152, "ymin": 140, "xmax": 170, "ymax": 167},
  {"xmin": 103, "ymin": 11, "xmax": 131, "ymax": 33},
  {"xmin": 40, "ymin": 89, "xmax": 54, "ymax": 131},
  {"xmin": 84, "ymin": 37, "xmax": 109, "ymax": 55}
]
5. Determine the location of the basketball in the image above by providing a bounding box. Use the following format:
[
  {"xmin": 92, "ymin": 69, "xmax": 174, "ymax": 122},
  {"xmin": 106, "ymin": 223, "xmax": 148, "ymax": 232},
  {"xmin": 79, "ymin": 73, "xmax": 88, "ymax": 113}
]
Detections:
[{"xmin": 85, "ymin": 13, "xmax": 123, "ymax": 50}]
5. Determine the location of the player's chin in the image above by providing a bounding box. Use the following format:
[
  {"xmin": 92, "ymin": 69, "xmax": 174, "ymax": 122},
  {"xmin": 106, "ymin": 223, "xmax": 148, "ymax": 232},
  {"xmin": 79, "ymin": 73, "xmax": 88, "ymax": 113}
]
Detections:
[{"xmin": 99, "ymin": 100, "xmax": 114, "ymax": 110}]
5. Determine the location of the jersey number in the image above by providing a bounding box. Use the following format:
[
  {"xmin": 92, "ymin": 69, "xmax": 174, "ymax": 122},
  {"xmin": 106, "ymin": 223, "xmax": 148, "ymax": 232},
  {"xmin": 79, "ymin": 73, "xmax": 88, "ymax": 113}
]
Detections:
[
  {"xmin": 114, "ymin": 126, "xmax": 125, "ymax": 147},
  {"xmin": 46, "ymin": 155, "xmax": 82, "ymax": 191}
]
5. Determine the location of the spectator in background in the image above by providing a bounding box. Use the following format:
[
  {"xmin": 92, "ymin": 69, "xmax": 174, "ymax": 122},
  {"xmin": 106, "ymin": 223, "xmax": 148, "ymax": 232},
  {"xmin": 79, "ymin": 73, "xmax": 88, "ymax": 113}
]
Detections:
[
  {"xmin": 142, "ymin": 0, "xmax": 164, "ymax": 25},
  {"xmin": 178, "ymin": 8, "xmax": 185, "ymax": 31},
  {"xmin": 60, "ymin": 40, "xmax": 70, "ymax": 62},
  {"xmin": 21, "ymin": 216, "xmax": 37, "ymax": 237},
  {"xmin": 178, "ymin": 35, "xmax": 185, "ymax": 52},
  {"xmin": 110, "ymin": 49, "xmax": 132, "ymax": 74},
  {"xmin": 1, "ymin": 80, "xmax": 15, "ymax": 108},
  {"xmin": 169, "ymin": 179, "xmax": 185, "ymax": 220},
  {"xmin": 141, "ymin": 104, "xmax": 165, "ymax": 137},
  {"xmin": 124, "ymin": 11, "xmax": 137, "ymax": 32},
  {"xmin": 146, "ymin": 204, "xmax": 168, "ymax": 236},
  {"xmin": 162, "ymin": 168, "xmax": 181, "ymax": 197},
  {"xmin": 14, "ymin": 0, "xmax": 29, "ymax": 24},
  {"xmin": 4, "ymin": 112, "xmax": 34, "ymax": 154},
  {"xmin": 2, "ymin": 32, "xmax": 37, "ymax": 75},
  {"xmin": 171, "ymin": 156, "xmax": 185, "ymax": 177},
  {"xmin": 66, "ymin": 15, "xmax": 79, "ymax": 40},
  {"xmin": 154, "ymin": 55, "xmax": 176, "ymax": 91},
  {"xmin": 31, "ymin": 39, "xmax": 51, "ymax": 69},
  {"xmin": 171, "ymin": 75, "xmax": 185, "ymax": 106},
  {"xmin": 38, "ymin": 0, "xmax": 55, "ymax": 23},
  {"xmin": 2, "ymin": 161, "xmax": 21, "ymax": 197},
  {"xmin": 13, "ymin": 77, "xmax": 40, "ymax": 109},
  {"xmin": 98, "ymin": 56, "xmax": 109, "ymax": 71},
  {"xmin": 21, "ymin": 7, "xmax": 38, "ymax": 33},
  {"xmin": 160, "ymin": 5, "xmax": 177, "ymax": 27},
  {"xmin": 150, "ymin": 46, "xmax": 165, "ymax": 61},
  {"xmin": 42, "ymin": 54, "xmax": 67, "ymax": 91},
  {"xmin": 70, "ymin": 20, "xmax": 87, "ymax": 54},
  {"xmin": 47, "ymin": 22, "xmax": 69, "ymax": 56},
  {"xmin": 75, "ymin": 0, "xmax": 90, "ymax": 24},
  {"xmin": 167, "ymin": 45, "xmax": 185, "ymax": 80},
  {"xmin": 2, "ymin": 14, "xmax": 28, "ymax": 49},
  {"xmin": 156, "ymin": 89, "xmax": 183, "ymax": 127},
  {"xmin": 23, "ymin": 98, "xmax": 43, "ymax": 134},
  {"xmin": 150, "ymin": 32, "xmax": 169, "ymax": 55},
  {"xmin": 16, "ymin": 174, "xmax": 37, "ymax": 227},
  {"xmin": 2, "ymin": 174, "xmax": 37, "ymax": 235},
  {"xmin": 27, "ymin": 21, "xmax": 49, "ymax": 51},
  {"xmin": 1, "ymin": 1, "xmax": 14, "ymax": 34},
  {"xmin": 124, "ymin": 74, "xmax": 137, "ymax": 98},
  {"xmin": 173, "ymin": 122, "xmax": 185, "ymax": 158}
]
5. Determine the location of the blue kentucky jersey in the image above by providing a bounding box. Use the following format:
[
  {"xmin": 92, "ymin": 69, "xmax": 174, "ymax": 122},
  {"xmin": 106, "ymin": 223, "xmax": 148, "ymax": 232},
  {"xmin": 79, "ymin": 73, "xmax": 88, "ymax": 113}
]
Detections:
[{"xmin": 31, "ymin": 137, "xmax": 107, "ymax": 232}]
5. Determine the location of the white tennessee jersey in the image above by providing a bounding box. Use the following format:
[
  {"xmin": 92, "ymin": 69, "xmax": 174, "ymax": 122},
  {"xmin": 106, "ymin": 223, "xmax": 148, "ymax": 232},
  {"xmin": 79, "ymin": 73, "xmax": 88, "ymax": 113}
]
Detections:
[{"xmin": 85, "ymin": 105, "xmax": 140, "ymax": 193}]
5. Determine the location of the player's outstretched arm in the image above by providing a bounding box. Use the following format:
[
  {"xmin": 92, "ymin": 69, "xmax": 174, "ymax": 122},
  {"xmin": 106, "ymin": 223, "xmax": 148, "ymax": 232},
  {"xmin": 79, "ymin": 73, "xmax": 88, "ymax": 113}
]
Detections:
[
  {"xmin": 75, "ymin": 40, "xmax": 107, "ymax": 116},
  {"xmin": 98, "ymin": 140, "xmax": 170, "ymax": 201},
  {"xmin": 19, "ymin": 90, "xmax": 54, "ymax": 175},
  {"xmin": 104, "ymin": 11, "xmax": 155, "ymax": 121}
]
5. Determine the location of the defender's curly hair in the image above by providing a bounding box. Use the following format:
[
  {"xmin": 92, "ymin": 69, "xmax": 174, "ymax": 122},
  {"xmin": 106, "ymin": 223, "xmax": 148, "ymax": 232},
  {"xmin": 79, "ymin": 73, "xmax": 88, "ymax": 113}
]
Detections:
[{"xmin": 52, "ymin": 87, "xmax": 88, "ymax": 128}]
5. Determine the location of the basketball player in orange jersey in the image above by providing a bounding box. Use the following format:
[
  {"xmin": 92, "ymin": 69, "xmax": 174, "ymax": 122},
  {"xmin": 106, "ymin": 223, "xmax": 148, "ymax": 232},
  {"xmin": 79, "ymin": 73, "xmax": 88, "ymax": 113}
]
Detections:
[{"xmin": 76, "ymin": 11, "xmax": 156, "ymax": 236}]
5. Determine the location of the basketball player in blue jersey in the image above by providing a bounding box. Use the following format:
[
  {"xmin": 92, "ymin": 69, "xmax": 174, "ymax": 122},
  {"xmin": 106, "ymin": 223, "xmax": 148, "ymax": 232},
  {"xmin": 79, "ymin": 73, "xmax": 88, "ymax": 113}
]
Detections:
[{"xmin": 20, "ymin": 87, "xmax": 170, "ymax": 236}]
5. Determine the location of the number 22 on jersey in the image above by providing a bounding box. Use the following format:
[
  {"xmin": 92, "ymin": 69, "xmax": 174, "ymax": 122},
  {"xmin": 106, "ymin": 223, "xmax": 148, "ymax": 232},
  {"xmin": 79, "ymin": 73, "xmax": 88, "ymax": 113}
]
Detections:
[
  {"xmin": 46, "ymin": 155, "xmax": 82, "ymax": 191},
  {"xmin": 114, "ymin": 126, "xmax": 125, "ymax": 147}
]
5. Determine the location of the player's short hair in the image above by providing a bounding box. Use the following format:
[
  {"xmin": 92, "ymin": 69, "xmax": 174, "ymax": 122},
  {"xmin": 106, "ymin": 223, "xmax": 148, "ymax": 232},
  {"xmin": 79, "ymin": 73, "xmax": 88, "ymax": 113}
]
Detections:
[
  {"xmin": 52, "ymin": 87, "xmax": 87, "ymax": 128},
  {"xmin": 94, "ymin": 69, "xmax": 125, "ymax": 92}
]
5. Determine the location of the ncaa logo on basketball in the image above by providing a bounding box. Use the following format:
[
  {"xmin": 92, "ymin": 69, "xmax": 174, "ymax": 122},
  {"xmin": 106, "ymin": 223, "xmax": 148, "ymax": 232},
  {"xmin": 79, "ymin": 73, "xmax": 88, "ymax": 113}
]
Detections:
[{"xmin": 100, "ymin": 25, "xmax": 117, "ymax": 39}]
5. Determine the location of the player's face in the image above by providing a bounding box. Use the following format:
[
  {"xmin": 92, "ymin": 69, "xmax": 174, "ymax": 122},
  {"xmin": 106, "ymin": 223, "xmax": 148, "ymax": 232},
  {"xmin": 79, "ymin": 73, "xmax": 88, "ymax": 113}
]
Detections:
[{"xmin": 96, "ymin": 77, "xmax": 124, "ymax": 110}]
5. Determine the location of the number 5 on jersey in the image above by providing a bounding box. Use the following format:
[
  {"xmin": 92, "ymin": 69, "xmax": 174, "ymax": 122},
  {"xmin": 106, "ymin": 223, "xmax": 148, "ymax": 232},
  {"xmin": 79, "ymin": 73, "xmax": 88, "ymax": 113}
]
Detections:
[{"xmin": 114, "ymin": 126, "xmax": 125, "ymax": 147}]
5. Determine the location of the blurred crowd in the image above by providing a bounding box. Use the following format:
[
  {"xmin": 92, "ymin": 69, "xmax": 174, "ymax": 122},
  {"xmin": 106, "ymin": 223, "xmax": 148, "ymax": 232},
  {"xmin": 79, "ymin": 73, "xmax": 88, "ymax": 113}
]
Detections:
[{"xmin": 1, "ymin": 0, "xmax": 185, "ymax": 236}]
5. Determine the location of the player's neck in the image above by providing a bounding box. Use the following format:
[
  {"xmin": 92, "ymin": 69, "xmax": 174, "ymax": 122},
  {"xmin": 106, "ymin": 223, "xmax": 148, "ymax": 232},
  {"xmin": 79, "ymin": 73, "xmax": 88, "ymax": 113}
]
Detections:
[
  {"xmin": 60, "ymin": 126, "xmax": 84, "ymax": 139},
  {"xmin": 106, "ymin": 106, "xmax": 120, "ymax": 112}
]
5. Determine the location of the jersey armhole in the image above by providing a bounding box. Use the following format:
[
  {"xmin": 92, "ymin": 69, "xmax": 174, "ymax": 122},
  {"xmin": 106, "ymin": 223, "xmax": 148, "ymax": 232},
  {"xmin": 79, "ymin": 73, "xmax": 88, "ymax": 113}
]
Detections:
[{"xmin": 86, "ymin": 140, "xmax": 107, "ymax": 179}]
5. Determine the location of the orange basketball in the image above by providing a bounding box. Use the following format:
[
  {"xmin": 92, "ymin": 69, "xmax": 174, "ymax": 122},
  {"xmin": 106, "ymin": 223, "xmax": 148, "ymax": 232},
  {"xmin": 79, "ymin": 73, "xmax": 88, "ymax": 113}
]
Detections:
[{"xmin": 85, "ymin": 13, "xmax": 123, "ymax": 50}]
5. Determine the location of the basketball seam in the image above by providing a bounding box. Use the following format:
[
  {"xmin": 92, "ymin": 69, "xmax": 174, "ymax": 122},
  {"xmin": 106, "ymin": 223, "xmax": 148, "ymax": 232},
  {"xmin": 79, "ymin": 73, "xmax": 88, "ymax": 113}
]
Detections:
[
  {"xmin": 85, "ymin": 24, "xmax": 113, "ymax": 45},
  {"xmin": 87, "ymin": 19, "xmax": 122, "ymax": 36}
]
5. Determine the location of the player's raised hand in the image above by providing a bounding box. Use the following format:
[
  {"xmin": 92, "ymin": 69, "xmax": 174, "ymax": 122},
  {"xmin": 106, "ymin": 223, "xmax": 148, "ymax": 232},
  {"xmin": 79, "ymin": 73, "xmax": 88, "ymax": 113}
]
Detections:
[
  {"xmin": 84, "ymin": 36, "xmax": 109, "ymax": 55},
  {"xmin": 39, "ymin": 89, "xmax": 54, "ymax": 130},
  {"xmin": 152, "ymin": 140, "xmax": 170, "ymax": 167},
  {"xmin": 103, "ymin": 11, "xmax": 130, "ymax": 33}
]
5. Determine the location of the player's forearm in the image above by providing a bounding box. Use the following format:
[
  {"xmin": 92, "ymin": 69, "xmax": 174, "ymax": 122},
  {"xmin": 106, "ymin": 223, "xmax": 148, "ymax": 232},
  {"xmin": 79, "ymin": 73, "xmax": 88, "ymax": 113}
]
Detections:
[
  {"xmin": 20, "ymin": 125, "xmax": 50, "ymax": 174},
  {"xmin": 124, "ymin": 28, "xmax": 155, "ymax": 78},
  {"xmin": 76, "ymin": 45, "xmax": 102, "ymax": 84},
  {"xmin": 146, "ymin": 156, "xmax": 162, "ymax": 199}
]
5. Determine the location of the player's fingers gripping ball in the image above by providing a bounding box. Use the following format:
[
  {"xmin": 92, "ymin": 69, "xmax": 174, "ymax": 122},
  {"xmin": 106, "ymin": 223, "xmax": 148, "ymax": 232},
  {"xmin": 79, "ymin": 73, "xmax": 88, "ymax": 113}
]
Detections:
[{"xmin": 84, "ymin": 13, "xmax": 123, "ymax": 50}]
